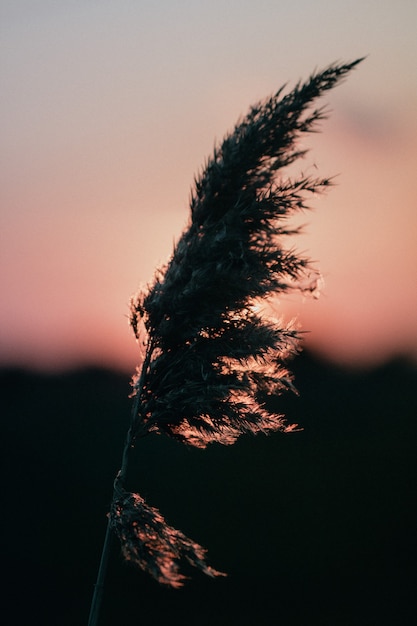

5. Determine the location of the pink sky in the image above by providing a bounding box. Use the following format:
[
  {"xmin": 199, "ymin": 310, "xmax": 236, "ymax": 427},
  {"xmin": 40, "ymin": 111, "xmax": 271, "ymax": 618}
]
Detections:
[{"xmin": 1, "ymin": 1, "xmax": 417, "ymax": 372}]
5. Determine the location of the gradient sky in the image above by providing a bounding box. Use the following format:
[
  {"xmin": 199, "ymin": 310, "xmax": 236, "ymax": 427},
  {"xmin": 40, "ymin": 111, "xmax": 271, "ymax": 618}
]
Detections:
[{"xmin": 1, "ymin": 0, "xmax": 417, "ymax": 372}]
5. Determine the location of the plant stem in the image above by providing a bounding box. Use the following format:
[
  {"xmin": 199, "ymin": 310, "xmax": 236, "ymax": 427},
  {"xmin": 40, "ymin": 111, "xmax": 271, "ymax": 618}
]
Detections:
[
  {"xmin": 87, "ymin": 341, "xmax": 153, "ymax": 625},
  {"xmin": 87, "ymin": 515, "xmax": 113, "ymax": 626},
  {"xmin": 87, "ymin": 422, "xmax": 136, "ymax": 626}
]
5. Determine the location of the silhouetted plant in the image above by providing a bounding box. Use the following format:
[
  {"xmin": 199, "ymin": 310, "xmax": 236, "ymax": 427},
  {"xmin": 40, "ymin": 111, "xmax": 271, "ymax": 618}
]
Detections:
[{"xmin": 88, "ymin": 59, "xmax": 363, "ymax": 625}]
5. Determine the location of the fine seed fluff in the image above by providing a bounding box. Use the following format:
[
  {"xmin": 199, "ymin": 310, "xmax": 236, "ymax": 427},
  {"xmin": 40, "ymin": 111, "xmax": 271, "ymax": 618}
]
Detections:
[{"xmin": 112, "ymin": 59, "xmax": 363, "ymax": 586}]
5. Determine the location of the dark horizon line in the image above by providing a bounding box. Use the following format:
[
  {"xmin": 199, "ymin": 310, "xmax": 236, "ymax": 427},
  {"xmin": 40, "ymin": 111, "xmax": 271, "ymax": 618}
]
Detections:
[{"xmin": 1, "ymin": 345, "xmax": 416, "ymax": 379}]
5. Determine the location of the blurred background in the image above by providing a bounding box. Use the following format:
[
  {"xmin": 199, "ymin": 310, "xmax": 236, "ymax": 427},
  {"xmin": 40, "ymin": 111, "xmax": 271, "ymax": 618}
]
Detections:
[
  {"xmin": 1, "ymin": 0, "xmax": 416, "ymax": 372},
  {"xmin": 1, "ymin": 1, "xmax": 416, "ymax": 625}
]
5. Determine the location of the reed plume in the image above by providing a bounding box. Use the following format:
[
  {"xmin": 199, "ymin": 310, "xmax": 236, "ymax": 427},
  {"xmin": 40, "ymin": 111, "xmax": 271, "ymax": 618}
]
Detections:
[{"xmin": 88, "ymin": 58, "xmax": 363, "ymax": 625}]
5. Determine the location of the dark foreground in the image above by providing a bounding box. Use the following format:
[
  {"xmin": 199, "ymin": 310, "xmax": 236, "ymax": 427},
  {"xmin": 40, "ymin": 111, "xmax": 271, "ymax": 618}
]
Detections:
[{"xmin": 1, "ymin": 351, "xmax": 416, "ymax": 625}]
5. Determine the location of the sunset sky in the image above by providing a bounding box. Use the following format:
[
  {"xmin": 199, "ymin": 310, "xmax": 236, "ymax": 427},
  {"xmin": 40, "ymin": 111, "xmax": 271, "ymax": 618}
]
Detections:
[{"xmin": 1, "ymin": 0, "xmax": 416, "ymax": 372}]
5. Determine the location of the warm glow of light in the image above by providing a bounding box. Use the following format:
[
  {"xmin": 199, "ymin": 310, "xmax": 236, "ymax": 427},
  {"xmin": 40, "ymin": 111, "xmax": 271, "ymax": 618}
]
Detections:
[{"xmin": 1, "ymin": 2, "xmax": 416, "ymax": 372}]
